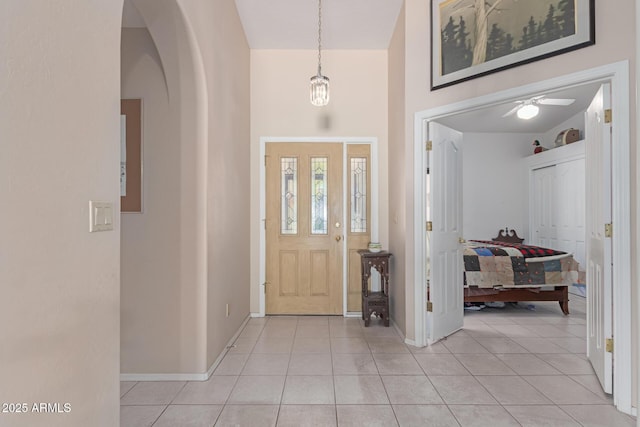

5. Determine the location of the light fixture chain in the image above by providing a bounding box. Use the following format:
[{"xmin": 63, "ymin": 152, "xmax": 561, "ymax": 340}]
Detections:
[{"xmin": 317, "ymin": 0, "xmax": 322, "ymax": 74}]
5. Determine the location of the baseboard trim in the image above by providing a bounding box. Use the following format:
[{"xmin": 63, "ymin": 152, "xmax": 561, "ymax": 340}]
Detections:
[{"xmin": 120, "ymin": 314, "xmax": 252, "ymax": 382}]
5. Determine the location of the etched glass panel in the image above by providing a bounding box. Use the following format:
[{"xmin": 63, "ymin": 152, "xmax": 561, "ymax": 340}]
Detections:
[
  {"xmin": 311, "ymin": 157, "xmax": 328, "ymax": 234},
  {"xmin": 281, "ymin": 157, "xmax": 298, "ymax": 234},
  {"xmin": 350, "ymin": 157, "xmax": 367, "ymax": 232}
]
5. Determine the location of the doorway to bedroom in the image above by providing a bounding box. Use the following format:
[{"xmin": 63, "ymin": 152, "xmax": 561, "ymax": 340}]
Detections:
[{"xmin": 414, "ymin": 62, "xmax": 633, "ymax": 415}]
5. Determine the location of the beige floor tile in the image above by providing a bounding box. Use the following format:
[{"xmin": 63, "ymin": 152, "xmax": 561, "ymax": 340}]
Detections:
[
  {"xmin": 568, "ymin": 375, "xmax": 613, "ymax": 402},
  {"xmin": 491, "ymin": 324, "xmax": 540, "ymax": 338},
  {"xmin": 253, "ymin": 337, "xmax": 294, "ymax": 354},
  {"xmin": 120, "ymin": 405, "xmax": 165, "ymax": 427},
  {"xmin": 261, "ymin": 325, "xmax": 297, "ymax": 338},
  {"xmin": 392, "ymin": 404, "xmax": 459, "ymax": 427},
  {"xmin": 296, "ymin": 316, "xmax": 330, "ymax": 325},
  {"xmin": 120, "ymin": 381, "xmax": 137, "ymax": 398},
  {"xmin": 336, "ymin": 405, "xmax": 398, "ymax": 427},
  {"xmin": 428, "ymin": 376, "xmax": 498, "ymax": 405},
  {"xmin": 367, "ymin": 337, "xmax": 410, "ymax": 353},
  {"xmin": 522, "ymin": 324, "xmax": 574, "ymax": 337},
  {"xmin": 414, "ymin": 353, "xmax": 470, "ymax": 376},
  {"xmin": 241, "ymin": 353, "xmax": 290, "ymax": 375},
  {"xmin": 281, "ymin": 375, "xmax": 335, "ymax": 404},
  {"xmin": 330, "ymin": 337, "xmax": 370, "ymax": 353},
  {"xmin": 227, "ymin": 337, "xmax": 258, "ymax": 354},
  {"xmin": 381, "ymin": 375, "xmax": 443, "ymax": 404},
  {"xmin": 153, "ymin": 405, "xmax": 223, "ymax": 427},
  {"xmin": 546, "ymin": 337, "xmax": 587, "ymax": 353},
  {"xmin": 494, "ymin": 353, "xmax": 561, "ymax": 375},
  {"xmin": 441, "ymin": 336, "xmax": 489, "ymax": 354},
  {"xmin": 448, "ymin": 405, "xmax": 520, "ymax": 427},
  {"xmin": 334, "ymin": 375, "xmax": 390, "ymax": 404},
  {"xmin": 213, "ymin": 353, "xmax": 250, "ymax": 375},
  {"xmin": 535, "ymin": 353, "xmax": 594, "ymax": 375},
  {"xmin": 239, "ymin": 324, "xmax": 265, "ymax": 339},
  {"xmin": 296, "ymin": 324, "xmax": 330, "ymax": 338},
  {"xmin": 474, "ymin": 337, "xmax": 529, "ymax": 353},
  {"xmin": 462, "ymin": 323, "xmax": 505, "ymax": 338},
  {"xmin": 363, "ymin": 325, "xmax": 401, "ymax": 337},
  {"xmin": 292, "ymin": 337, "xmax": 330, "ymax": 353},
  {"xmin": 276, "ymin": 405, "xmax": 337, "ymax": 427},
  {"xmin": 120, "ymin": 381, "xmax": 185, "ymax": 405},
  {"xmin": 332, "ymin": 353, "xmax": 379, "ymax": 375},
  {"xmin": 227, "ymin": 375, "xmax": 285, "ymax": 404},
  {"xmin": 521, "ymin": 375, "xmax": 607, "ymax": 404},
  {"xmin": 329, "ymin": 324, "xmax": 364, "ymax": 338},
  {"xmin": 288, "ymin": 353, "xmax": 333, "ymax": 375},
  {"xmin": 454, "ymin": 353, "xmax": 516, "ymax": 375},
  {"xmin": 407, "ymin": 341, "xmax": 451, "ymax": 354},
  {"xmin": 512, "ymin": 337, "xmax": 567, "ymax": 353},
  {"xmin": 373, "ymin": 353, "xmax": 423, "ymax": 375},
  {"xmin": 504, "ymin": 405, "xmax": 581, "ymax": 426},
  {"xmin": 564, "ymin": 324, "xmax": 587, "ymax": 337},
  {"xmin": 172, "ymin": 376, "xmax": 237, "ymax": 404},
  {"xmin": 560, "ymin": 404, "xmax": 636, "ymax": 427},
  {"xmin": 475, "ymin": 375, "xmax": 551, "ymax": 405},
  {"xmin": 215, "ymin": 404, "xmax": 279, "ymax": 427}
]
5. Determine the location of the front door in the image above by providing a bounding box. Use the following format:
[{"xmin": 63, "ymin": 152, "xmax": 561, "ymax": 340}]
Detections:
[{"xmin": 265, "ymin": 142, "xmax": 344, "ymax": 314}]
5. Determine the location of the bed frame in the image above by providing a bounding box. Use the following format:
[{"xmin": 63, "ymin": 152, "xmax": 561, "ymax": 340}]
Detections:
[{"xmin": 463, "ymin": 228, "xmax": 570, "ymax": 315}]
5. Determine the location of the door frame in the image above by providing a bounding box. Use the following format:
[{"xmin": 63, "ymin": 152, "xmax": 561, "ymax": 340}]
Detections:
[
  {"xmin": 259, "ymin": 137, "xmax": 379, "ymax": 317},
  {"xmin": 413, "ymin": 61, "xmax": 632, "ymax": 414}
]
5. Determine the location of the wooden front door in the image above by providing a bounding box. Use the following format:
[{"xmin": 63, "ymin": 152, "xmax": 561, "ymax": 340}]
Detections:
[{"xmin": 266, "ymin": 143, "xmax": 344, "ymax": 314}]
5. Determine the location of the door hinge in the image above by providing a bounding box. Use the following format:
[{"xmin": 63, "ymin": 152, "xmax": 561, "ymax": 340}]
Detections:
[
  {"xmin": 426, "ymin": 301, "xmax": 433, "ymax": 312},
  {"xmin": 604, "ymin": 109, "xmax": 612, "ymax": 124},
  {"xmin": 605, "ymin": 337, "xmax": 613, "ymax": 353},
  {"xmin": 426, "ymin": 221, "xmax": 432, "ymax": 231},
  {"xmin": 426, "ymin": 141, "xmax": 432, "ymax": 151},
  {"xmin": 605, "ymin": 223, "xmax": 612, "ymax": 238}
]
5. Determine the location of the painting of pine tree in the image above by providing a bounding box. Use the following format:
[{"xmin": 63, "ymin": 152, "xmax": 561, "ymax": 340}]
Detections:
[{"xmin": 432, "ymin": 0, "xmax": 592, "ymax": 88}]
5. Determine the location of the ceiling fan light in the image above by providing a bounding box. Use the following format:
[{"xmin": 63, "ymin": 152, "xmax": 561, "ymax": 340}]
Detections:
[{"xmin": 517, "ymin": 104, "xmax": 539, "ymax": 120}]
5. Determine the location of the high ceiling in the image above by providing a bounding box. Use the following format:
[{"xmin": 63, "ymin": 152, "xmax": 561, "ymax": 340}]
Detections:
[
  {"xmin": 122, "ymin": 0, "xmax": 601, "ymax": 134},
  {"xmin": 234, "ymin": 0, "xmax": 404, "ymax": 49}
]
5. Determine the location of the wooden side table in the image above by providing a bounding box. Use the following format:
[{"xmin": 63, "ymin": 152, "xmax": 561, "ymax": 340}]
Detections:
[{"xmin": 357, "ymin": 250, "xmax": 392, "ymax": 327}]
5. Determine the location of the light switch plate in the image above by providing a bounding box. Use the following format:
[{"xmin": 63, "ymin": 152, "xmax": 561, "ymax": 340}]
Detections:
[{"xmin": 90, "ymin": 201, "xmax": 114, "ymax": 232}]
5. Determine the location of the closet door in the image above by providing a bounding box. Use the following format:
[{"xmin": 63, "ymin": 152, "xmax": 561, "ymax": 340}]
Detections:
[
  {"xmin": 531, "ymin": 165, "xmax": 557, "ymax": 248},
  {"xmin": 556, "ymin": 159, "xmax": 586, "ymax": 268}
]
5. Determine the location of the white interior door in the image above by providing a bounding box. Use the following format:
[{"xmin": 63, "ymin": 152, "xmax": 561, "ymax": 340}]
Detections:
[
  {"xmin": 531, "ymin": 165, "xmax": 557, "ymax": 248},
  {"xmin": 585, "ymin": 83, "xmax": 612, "ymax": 394},
  {"xmin": 426, "ymin": 122, "xmax": 463, "ymax": 343}
]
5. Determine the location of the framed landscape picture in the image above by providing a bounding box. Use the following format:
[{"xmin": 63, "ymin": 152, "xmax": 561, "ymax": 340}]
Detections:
[{"xmin": 431, "ymin": 0, "xmax": 595, "ymax": 89}]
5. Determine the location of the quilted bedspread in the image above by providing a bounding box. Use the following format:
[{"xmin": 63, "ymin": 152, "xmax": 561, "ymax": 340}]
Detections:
[{"xmin": 463, "ymin": 241, "xmax": 580, "ymax": 288}]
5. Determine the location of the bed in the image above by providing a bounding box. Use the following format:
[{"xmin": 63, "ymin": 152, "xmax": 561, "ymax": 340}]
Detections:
[{"xmin": 463, "ymin": 229, "xmax": 580, "ymax": 315}]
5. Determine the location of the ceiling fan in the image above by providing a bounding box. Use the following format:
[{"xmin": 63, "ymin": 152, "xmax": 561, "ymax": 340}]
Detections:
[{"xmin": 503, "ymin": 95, "xmax": 576, "ymax": 120}]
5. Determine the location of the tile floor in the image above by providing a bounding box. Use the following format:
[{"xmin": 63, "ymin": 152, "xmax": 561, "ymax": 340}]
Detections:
[{"xmin": 121, "ymin": 296, "xmax": 636, "ymax": 426}]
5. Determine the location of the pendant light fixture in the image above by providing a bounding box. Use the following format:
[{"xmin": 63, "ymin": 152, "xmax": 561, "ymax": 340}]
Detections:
[{"xmin": 310, "ymin": 0, "xmax": 329, "ymax": 106}]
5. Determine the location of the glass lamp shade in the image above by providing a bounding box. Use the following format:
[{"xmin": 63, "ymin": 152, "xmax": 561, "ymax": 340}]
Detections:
[
  {"xmin": 310, "ymin": 74, "xmax": 330, "ymax": 106},
  {"xmin": 517, "ymin": 104, "xmax": 539, "ymax": 120}
]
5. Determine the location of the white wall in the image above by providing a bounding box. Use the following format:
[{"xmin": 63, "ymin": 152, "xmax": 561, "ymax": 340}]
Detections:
[
  {"xmin": 0, "ymin": 1, "xmax": 123, "ymax": 426},
  {"xmin": 461, "ymin": 133, "xmax": 535, "ymax": 240},
  {"xmin": 249, "ymin": 49, "xmax": 389, "ymax": 314},
  {"xmin": 542, "ymin": 112, "xmax": 587, "ymax": 148}
]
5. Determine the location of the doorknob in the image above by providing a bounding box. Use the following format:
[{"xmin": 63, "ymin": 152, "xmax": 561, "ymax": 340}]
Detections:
[
  {"xmin": 335, "ymin": 235, "xmax": 342, "ymax": 242},
  {"xmin": 459, "ymin": 237, "xmax": 466, "ymax": 243}
]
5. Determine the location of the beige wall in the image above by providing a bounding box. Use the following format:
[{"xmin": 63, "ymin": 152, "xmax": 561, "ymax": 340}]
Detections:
[
  {"xmin": 249, "ymin": 50, "xmax": 389, "ymax": 314},
  {"xmin": 121, "ymin": 0, "xmax": 251, "ymax": 375},
  {"xmin": 0, "ymin": 1, "xmax": 123, "ymax": 426},
  {"xmin": 120, "ymin": 28, "xmax": 183, "ymax": 373},
  {"xmin": 388, "ymin": 4, "xmax": 407, "ymax": 335},
  {"xmin": 178, "ymin": 0, "xmax": 252, "ymax": 368}
]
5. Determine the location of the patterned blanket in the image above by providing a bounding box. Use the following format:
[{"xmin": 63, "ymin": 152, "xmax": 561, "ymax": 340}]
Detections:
[{"xmin": 463, "ymin": 241, "xmax": 580, "ymax": 288}]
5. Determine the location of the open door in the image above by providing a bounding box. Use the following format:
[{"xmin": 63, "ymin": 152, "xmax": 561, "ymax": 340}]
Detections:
[
  {"xmin": 426, "ymin": 122, "xmax": 464, "ymax": 343},
  {"xmin": 585, "ymin": 83, "xmax": 613, "ymax": 394}
]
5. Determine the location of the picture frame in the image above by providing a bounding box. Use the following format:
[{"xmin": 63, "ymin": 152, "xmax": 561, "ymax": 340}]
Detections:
[
  {"xmin": 121, "ymin": 99, "xmax": 143, "ymax": 213},
  {"xmin": 431, "ymin": 0, "xmax": 595, "ymax": 90}
]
